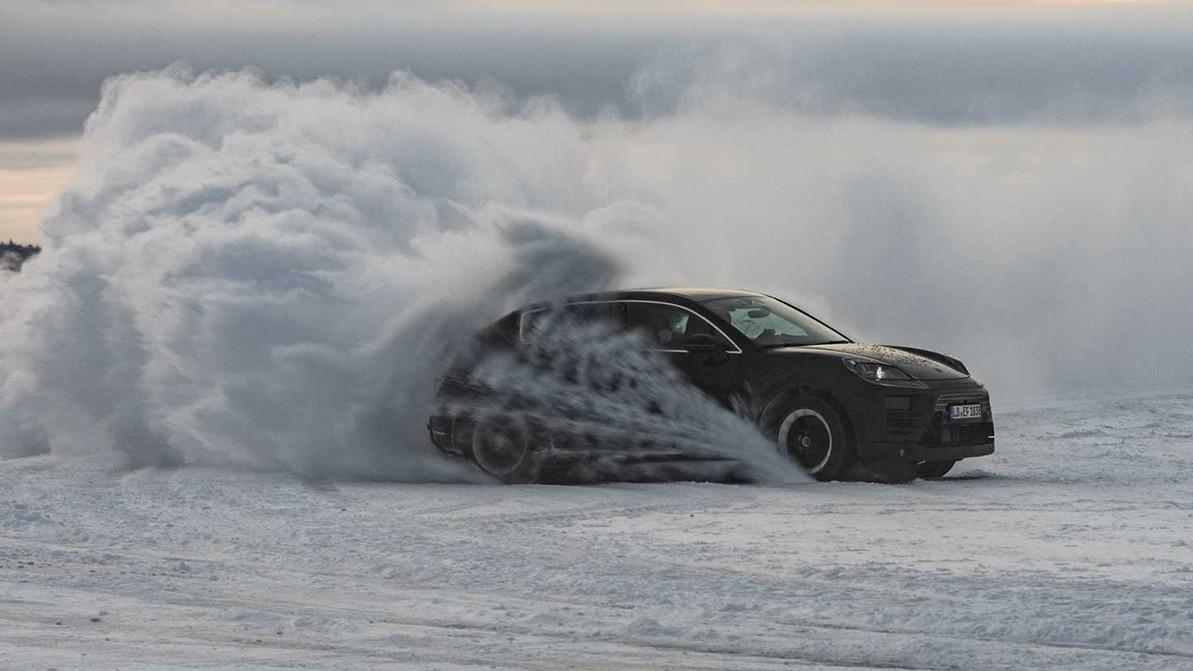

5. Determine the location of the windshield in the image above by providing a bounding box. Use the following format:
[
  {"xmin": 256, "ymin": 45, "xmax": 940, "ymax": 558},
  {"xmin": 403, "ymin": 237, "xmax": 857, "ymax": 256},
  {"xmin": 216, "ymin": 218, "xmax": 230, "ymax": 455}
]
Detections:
[{"xmin": 700, "ymin": 295, "xmax": 848, "ymax": 348}]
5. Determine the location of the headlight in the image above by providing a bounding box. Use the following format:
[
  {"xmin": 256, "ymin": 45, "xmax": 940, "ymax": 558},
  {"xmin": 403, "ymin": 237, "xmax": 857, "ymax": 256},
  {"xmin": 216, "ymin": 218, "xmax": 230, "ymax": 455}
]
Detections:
[{"xmin": 843, "ymin": 359, "xmax": 927, "ymax": 388}]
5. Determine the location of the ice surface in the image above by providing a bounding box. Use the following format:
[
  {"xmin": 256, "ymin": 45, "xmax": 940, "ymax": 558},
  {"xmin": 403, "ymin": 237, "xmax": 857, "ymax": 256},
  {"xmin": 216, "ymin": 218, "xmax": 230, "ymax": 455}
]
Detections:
[{"xmin": 2, "ymin": 387, "xmax": 1192, "ymax": 669}]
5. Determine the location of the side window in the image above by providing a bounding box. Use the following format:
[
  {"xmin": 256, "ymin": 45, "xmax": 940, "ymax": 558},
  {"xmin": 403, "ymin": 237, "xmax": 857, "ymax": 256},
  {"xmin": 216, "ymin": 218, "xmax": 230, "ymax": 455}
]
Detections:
[
  {"xmin": 476, "ymin": 312, "xmax": 520, "ymax": 348},
  {"xmin": 624, "ymin": 302, "xmax": 728, "ymax": 349},
  {"xmin": 519, "ymin": 302, "xmax": 625, "ymax": 342},
  {"xmin": 564, "ymin": 302, "xmax": 624, "ymax": 325},
  {"xmin": 519, "ymin": 309, "xmax": 550, "ymax": 341}
]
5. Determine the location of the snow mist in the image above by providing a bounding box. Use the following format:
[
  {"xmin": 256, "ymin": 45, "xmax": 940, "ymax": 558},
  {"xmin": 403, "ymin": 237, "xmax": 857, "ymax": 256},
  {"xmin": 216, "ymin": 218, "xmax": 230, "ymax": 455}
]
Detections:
[
  {"xmin": 4, "ymin": 62, "xmax": 1193, "ymax": 477},
  {"xmin": 456, "ymin": 319, "xmax": 801, "ymax": 483},
  {"xmin": 0, "ymin": 68, "xmax": 801, "ymax": 481}
]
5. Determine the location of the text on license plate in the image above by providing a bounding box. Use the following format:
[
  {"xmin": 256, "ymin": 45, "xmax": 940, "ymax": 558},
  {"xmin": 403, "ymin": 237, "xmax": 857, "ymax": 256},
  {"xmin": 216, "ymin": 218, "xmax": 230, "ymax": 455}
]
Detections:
[{"xmin": 949, "ymin": 404, "xmax": 983, "ymax": 420}]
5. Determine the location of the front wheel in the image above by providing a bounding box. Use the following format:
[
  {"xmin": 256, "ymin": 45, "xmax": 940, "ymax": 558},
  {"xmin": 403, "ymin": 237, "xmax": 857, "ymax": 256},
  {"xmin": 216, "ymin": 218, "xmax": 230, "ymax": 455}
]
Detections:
[{"xmin": 767, "ymin": 394, "xmax": 854, "ymax": 481}]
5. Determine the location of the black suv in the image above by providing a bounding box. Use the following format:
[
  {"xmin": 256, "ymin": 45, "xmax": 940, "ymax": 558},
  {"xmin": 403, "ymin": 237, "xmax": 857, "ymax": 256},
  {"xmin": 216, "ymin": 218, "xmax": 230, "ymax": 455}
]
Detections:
[{"xmin": 428, "ymin": 287, "xmax": 994, "ymax": 483}]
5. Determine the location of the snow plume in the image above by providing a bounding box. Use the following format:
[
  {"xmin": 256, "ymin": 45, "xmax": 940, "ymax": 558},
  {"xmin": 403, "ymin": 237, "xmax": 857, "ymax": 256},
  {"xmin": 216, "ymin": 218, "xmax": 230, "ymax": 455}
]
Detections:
[
  {"xmin": 459, "ymin": 319, "xmax": 803, "ymax": 484},
  {"xmin": 6, "ymin": 59, "xmax": 1193, "ymax": 477},
  {"xmin": 0, "ymin": 252, "xmax": 21, "ymax": 272},
  {"xmin": 0, "ymin": 68, "xmax": 630, "ymax": 478},
  {"xmin": 0, "ymin": 67, "xmax": 796, "ymax": 481}
]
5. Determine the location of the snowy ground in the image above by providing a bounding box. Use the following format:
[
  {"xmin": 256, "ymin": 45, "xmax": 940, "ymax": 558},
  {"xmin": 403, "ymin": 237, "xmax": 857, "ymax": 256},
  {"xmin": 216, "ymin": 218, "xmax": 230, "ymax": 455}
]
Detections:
[{"xmin": 3, "ymin": 386, "xmax": 1193, "ymax": 670}]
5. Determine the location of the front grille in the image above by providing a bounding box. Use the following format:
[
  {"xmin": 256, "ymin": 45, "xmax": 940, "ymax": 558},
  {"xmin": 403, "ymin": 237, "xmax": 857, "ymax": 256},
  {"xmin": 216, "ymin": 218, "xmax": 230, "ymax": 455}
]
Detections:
[
  {"xmin": 933, "ymin": 392, "xmax": 990, "ymax": 413},
  {"xmin": 885, "ymin": 409, "xmax": 926, "ymax": 435}
]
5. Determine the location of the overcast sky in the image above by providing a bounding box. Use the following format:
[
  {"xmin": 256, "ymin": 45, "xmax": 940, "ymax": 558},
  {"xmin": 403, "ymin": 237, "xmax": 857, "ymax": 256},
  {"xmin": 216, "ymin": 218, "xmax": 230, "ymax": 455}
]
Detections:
[{"xmin": 4, "ymin": 0, "xmax": 1193, "ymax": 240}]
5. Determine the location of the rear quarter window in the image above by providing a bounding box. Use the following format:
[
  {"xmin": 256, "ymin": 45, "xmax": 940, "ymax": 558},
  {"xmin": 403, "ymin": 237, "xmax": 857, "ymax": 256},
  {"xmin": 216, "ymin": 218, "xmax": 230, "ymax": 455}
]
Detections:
[{"xmin": 519, "ymin": 302, "xmax": 625, "ymax": 342}]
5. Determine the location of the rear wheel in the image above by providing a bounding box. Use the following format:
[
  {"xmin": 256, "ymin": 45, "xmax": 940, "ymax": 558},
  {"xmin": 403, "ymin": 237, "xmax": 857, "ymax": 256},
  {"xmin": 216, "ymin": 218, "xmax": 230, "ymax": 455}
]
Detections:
[
  {"xmin": 467, "ymin": 415, "xmax": 542, "ymax": 484},
  {"xmin": 768, "ymin": 394, "xmax": 853, "ymax": 481},
  {"xmin": 917, "ymin": 460, "xmax": 956, "ymax": 479}
]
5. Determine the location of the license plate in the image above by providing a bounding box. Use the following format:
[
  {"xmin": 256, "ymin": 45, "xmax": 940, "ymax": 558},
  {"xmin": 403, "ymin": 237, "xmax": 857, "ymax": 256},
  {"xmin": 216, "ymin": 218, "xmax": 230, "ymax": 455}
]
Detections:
[{"xmin": 949, "ymin": 404, "xmax": 983, "ymax": 421}]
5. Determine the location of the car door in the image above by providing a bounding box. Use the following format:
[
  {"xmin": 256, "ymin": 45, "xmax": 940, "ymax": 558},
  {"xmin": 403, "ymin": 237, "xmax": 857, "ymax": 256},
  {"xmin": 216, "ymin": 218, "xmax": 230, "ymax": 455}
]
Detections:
[{"xmin": 620, "ymin": 300, "xmax": 742, "ymax": 407}]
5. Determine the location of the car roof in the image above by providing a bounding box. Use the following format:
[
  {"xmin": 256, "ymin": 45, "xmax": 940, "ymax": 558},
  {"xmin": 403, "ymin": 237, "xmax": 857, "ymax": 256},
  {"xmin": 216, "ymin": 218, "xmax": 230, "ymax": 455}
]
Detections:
[
  {"xmin": 511, "ymin": 288, "xmax": 771, "ymax": 319},
  {"xmin": 630, "ymin": 286, "xmax": 764, "ymax": 300},
  {"xmin": 552, "ymin": 287, "xmax": 763, "ymax": 305}
]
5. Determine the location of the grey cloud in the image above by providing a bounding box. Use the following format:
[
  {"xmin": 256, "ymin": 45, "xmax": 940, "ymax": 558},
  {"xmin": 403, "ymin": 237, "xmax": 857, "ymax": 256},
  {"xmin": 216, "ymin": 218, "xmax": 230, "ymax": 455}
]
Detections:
[
  {"xmin": 6, "ymin": 2, "xmax": 1193, "ymax": 138},
  {"xmin": 0, "ymin": 97, "xmax": 97, "ymax": 140}
]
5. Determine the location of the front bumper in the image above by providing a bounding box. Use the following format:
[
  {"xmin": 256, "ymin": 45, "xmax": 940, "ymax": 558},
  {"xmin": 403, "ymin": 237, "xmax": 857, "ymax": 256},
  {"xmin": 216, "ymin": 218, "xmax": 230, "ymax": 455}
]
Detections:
[
  {"xmin": 871, "ymin": 440, "xmax": 995, "ymax": 463},
  {"xmin": 849, "ymin": 377, "xmax": 996, "ymax": 464}
]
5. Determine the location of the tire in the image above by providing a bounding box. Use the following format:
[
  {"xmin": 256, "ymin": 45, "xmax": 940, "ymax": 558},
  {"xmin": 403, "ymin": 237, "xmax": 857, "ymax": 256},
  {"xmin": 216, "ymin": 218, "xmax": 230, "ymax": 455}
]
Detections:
[
  {"xmin": 465, "ymin": 414, "xmax": 542, "ymax": 484},
  {"xmin": 765, "ymin": 393, "xmax": 854, "ymax": 481},
  {"xmin": 917, "ymin": 460, "xmax": 956, "ymax": 479}
]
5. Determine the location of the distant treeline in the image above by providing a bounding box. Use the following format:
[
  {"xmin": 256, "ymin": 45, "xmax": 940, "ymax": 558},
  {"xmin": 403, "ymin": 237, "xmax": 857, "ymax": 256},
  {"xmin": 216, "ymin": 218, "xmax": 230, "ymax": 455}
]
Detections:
[{"xmin": 1, "ymin": 240, "xmax": 41, "ymax": 272}]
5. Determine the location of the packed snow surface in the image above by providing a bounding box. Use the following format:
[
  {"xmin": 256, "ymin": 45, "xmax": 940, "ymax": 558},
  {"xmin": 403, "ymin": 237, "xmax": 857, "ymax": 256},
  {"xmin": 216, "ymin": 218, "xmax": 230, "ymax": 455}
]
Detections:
[
  {"xmin": 5, "ymin": 65, "xmax": 1193, "ymax": 670},
  {"xmin": 3, "ymin": 386, "xmax": 1192, "ymax": 670}
]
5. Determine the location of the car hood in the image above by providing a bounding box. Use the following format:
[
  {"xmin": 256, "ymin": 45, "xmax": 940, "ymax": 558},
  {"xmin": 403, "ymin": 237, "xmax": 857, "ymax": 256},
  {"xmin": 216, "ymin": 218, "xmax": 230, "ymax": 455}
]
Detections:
[{"xmin": 800, "ymin": 343, "xmax": 969, "ymax": 380}]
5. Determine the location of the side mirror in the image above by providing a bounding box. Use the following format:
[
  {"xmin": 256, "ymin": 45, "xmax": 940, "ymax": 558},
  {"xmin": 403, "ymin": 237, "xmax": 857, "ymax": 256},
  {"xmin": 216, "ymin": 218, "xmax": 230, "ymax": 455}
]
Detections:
[{"xmin": 683, "ymin": 333, "xmax": 728, "ymax": 355}]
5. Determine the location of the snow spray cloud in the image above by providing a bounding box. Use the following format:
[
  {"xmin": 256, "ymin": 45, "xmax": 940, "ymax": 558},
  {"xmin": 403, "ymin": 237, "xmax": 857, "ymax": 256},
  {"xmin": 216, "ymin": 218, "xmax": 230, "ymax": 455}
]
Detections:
[
  {"xmin": 0, "ymin": 252, "xmax": 22, "ymax": 273},
  {"xmin": 0, "ymin": 66, "xmax": 801, "ymax": 481},
  {"xmin": 455, "ymin": 318, "xmax": 802, "ymax": 484},
  {"xmin": 0, "ymin": 68, "xmax": 636, "ymax": 478},
  {"xmin": 615, "ymin": 45, "xmax": 1193, "ymax": 396},
  {"xmin": 5, "ymin": 56, "xmax": 1193, "ymax": 475}
]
